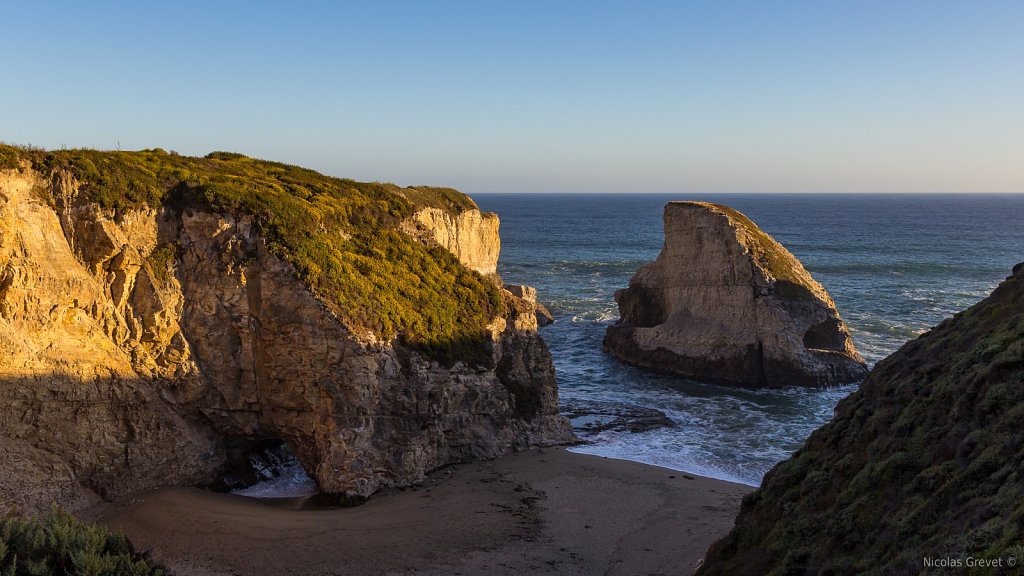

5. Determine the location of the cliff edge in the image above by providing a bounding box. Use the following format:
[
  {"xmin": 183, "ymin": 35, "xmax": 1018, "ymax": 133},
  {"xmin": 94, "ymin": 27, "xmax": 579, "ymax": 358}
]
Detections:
[
  {"xmin": 0, "ymin": 145, "xmax": 573, "ymax": 512},
  {"xmin": 698, "ymin": 263, "xmax": 1024, "ymax": 575},
  {"xmin": 604, "ymin": 201, "xmax": 867, "ymax": 388}
]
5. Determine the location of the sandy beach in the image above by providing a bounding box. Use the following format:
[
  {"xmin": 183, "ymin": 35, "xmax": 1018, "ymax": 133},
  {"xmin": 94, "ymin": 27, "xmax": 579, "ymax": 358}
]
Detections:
[{"xmin": 90, "ymin": 448, "xmax": 750, "ymax": 576}]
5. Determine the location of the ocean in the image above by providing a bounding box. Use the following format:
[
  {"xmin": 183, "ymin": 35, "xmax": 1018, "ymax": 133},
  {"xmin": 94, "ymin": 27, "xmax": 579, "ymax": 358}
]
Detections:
[{"xmin": 473, "ymin": 193, "xmax": 1024, "ymax": 486}]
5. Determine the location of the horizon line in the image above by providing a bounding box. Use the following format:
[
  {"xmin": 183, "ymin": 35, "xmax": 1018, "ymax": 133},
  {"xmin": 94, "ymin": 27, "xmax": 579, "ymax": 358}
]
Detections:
[{"xmin": 471, "ymin": 190, "xmax": 1024, "ymax": 195}]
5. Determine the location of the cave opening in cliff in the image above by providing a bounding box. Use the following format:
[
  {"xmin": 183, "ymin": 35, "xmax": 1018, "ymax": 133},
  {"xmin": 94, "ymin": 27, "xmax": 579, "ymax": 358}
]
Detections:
[
  {"xmin": 213, "ymin": 438, "xmax": 319, "ymax": 498},
  {"xmin": 802, "ymin": 319, "xmax": 847, "ymax": 351}
]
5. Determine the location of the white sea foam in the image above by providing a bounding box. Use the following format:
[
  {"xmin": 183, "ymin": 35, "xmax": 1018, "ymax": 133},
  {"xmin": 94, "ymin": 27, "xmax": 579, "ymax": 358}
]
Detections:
[
  {"xmin": 233, "ymin": 460, "xmax": 319, "ymax": 498},
  {"xmin": 467, "ymin": 194, "xmax": 1024, "ymax": 491}
]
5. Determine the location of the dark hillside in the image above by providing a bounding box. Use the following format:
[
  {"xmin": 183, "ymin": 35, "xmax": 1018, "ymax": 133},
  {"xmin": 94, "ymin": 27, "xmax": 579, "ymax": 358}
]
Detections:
[{"xmin": 699, "ymin": 263, "xmax": 1024, "ymax": 575}]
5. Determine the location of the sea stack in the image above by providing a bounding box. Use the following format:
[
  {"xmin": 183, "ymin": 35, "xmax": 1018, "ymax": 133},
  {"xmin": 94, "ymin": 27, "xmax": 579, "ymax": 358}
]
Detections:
[{"xmin": 604, "ymin": 201, "xmax": 867, "ymax": 388}]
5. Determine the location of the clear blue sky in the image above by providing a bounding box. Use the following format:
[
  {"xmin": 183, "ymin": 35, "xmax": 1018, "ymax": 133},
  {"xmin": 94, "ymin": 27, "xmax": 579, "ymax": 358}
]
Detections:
[{"xmin": 4, "ymin": 1, "xmax": 1022, "ymax": 193}]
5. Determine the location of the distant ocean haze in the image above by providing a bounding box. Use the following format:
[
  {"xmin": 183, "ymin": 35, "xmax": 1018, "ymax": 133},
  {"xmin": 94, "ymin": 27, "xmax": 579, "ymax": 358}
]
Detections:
[{"xmin": 474, "ymin": 193, "xmax": 1024, "ymax": 486}]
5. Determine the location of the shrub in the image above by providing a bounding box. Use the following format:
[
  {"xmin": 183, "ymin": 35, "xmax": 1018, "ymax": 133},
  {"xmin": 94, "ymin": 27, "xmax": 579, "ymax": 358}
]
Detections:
[
  {"xmin": 0, "ymin": 508, "xmax": 162, "ymax": 575},
  {"xmin": 146, "ymin": 243, "xmax": 178, "ymax": 285},
  {"xmin": 0, "ymin": 146, "xmax": 19, "ymax": 170}
]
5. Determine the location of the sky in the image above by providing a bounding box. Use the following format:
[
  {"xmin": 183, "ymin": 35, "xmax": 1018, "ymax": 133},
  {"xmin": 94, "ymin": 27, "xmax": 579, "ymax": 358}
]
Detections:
[{"xmin": 4, "ymin": 1, "xmax": 1023, "ymax": 193}]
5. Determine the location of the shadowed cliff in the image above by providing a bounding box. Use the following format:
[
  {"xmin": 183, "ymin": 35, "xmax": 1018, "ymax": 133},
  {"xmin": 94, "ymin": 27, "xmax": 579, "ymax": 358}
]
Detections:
[{"xmin": 698, "ymin": 263, "xmax": 1024, "ymax": 575}]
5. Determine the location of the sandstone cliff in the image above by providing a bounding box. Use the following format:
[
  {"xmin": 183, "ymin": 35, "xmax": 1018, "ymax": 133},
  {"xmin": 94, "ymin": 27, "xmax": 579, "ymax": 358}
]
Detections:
[
  {"xmin": 402, "ymin": 205, "xmax": 500, "ymax": 277},
  {"xmin": 698, "ymin": 263, "xmax": 1024, "ymax": 575},
  {"xmin": 0, "ymin": 149, "xmax": 572, "ymax": 513},
  {"xmin": 604, "ymin": 202, "xmax": 866, "ymax": 388}
]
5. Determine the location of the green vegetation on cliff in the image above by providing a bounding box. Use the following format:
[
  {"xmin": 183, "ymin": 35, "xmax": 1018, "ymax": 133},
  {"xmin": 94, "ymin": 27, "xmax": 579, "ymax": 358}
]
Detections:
[
  {"xmin": 698, "ymin": 264, "xmax": 1024, "ymax": 576},
  {"xmin": 0, "ymin": 146, "xmax": 18, "ymax": 171},
  {"xmin": 403, "ymin": 185, "xmax": 480, "ymax": 213},
  {"xmin": 0, "ymin": 509, "xmax": 161, "ymax": 575},
  {"xmin": 0, "ymin": 143, "xmax": 501, "ymax": 364}
]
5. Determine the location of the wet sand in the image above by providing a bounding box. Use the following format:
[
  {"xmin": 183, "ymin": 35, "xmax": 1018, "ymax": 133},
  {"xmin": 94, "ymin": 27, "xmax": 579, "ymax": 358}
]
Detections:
[{"xmin": 93, "ymin": 448, "xmax": 750, "ymax": 576}]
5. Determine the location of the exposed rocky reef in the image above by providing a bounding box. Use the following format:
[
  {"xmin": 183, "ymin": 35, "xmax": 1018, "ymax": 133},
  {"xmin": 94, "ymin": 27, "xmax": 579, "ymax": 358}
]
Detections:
[
  {"xmin": 0, "ymin": 152, "xmax": 572, "ymax": 513},
  {"xmin": 561, "ymin": 399, "xmax": 675, "ymax": 437},
  {"xmin": 604, "ymin": 201, "xmax": 866, "ymax": 388},
  {"xmin": 698, "ymin": 263, "xmax": 1024, "ymax": 575}
]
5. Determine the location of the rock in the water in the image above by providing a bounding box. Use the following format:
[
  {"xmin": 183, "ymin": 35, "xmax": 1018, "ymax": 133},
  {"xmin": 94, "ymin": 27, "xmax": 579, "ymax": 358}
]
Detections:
[
  {"xmin": 697, "ymin": 263, "xmax": 1024, "ymax": 575},
  {"xmin": 506, "ymin": 284, "xmax": 555, "ymax": 326},
  {"xmin": 604, "ymin": 201, "xmax": 866, "ymax": 388},
  {"xmin": 561, "ymin": 399, "xmax": 675, "ymax": 436},
  {"xmin": 535, "ymin": 302, "xmax": 555, "ymax": 327}
]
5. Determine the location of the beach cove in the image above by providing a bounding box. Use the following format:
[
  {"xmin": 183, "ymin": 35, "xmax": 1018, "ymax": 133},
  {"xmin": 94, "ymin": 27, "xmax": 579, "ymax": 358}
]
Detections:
[{"xmin": 91, "ymin": 449, "xmax": 749, "ymax": 576}]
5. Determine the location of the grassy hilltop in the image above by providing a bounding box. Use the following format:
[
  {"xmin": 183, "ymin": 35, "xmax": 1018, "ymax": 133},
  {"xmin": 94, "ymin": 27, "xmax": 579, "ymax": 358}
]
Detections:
[{"xmin": 0, "ymin": 144, "xmax": 502, "ymax": 365}]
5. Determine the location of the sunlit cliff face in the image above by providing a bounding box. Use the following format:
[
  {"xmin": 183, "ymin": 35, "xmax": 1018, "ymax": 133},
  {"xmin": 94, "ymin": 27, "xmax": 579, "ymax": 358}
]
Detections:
[{"xmin": 0, "ymin": 161, "xmax": 572, "ymax": 513}]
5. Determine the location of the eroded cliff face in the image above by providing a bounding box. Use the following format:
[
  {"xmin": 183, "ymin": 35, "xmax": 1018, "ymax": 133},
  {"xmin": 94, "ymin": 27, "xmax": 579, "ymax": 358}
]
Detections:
[
  {"xmin": 604, "ymin": 202, "xmax": 866, "ymax": 388},
  {"xmin": 698, "ymin": 263, "xmax": 1024, "ymax": 576},
  {"xmin": 0, "ymin": 165, "xmax": 571, "ymax": 512},
  {"xmin": 403, "ymin": 207, "xmax": 501, "ymax": 277},
  {"xmin": 0, "ymin": 167, "xmax": 220, "ymax": 513}
]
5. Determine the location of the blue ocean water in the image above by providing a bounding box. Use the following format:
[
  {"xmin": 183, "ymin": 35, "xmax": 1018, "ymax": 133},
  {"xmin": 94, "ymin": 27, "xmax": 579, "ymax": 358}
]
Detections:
[{"xmin": 474, "ymin": 193, "xmax": 1024, "ymax": 486}]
